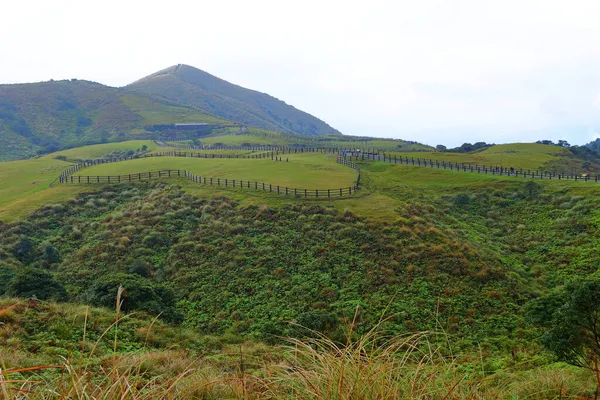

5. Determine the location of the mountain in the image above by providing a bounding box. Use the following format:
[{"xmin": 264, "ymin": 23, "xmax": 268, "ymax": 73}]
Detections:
[
  {"xmin": 0, "ymin": 65, "xmax": 343, "ymax": 161},
  {"xmin": 127, "ymin": 64, "xmax": 341, "ymax": 137},
  {"xmin": 0, "ymin": 79, "xmax": 230, "ymax": 161}
]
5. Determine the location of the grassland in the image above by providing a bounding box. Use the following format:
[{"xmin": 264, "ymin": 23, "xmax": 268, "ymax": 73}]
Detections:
[
  {"xmin": 5, "ymin": 138, "xmax": 600, "ymax": 398},
  {"xmin": 195, "ymin": 130, "xmax": 435, "ymax": 151},
  {"xmin": 120, "ymin": 95, "xmax": 230, "ymax": 127},
  {"xmin": 388, "ymin": 143, "xmax": 569, "ymax": 170},
  {"xmin": 149, "ymin": 147, "xmax": 264, "ymax": 156},
  {"xmin": 0, "ymin": 140, "xmax": 595, "ymax": 223},
  {"xmin": 72, "ymin": 153, "xmax": 357, "ymax": 189},
  {"xmin": 197, "ymin": 133, "xmax": 292, "ymax": 146},
  {"xmin": 0, "ymin": 141, "xmax": 158, "ymax": 221},
  {"xmin": 322, "ymin": 137, "xmax": 433, "ymax": 151},
  {"xmin": 0, "ymin": 157, "xmax": 79, "ymax": 221},
  {"xmin": 47, "ymin": 140, "xmax": 157, "ymax": 161}
]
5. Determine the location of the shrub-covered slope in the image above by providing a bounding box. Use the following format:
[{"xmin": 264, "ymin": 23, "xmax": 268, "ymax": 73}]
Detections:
[{"xmin": 0, "ymin": 183, "xmax": 530, "ymax": 348}]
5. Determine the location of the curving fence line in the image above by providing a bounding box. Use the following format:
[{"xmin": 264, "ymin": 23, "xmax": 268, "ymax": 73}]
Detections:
[
  {"xmin": 154, "ymin": 140, "xmax": 600, "ymax": 181},
  {"xmin": 54, "ymin": 152, "xmax": 361, "ymax": 198}
]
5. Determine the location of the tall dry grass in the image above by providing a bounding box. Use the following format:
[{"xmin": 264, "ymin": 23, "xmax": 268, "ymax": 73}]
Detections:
[{"xmin": 0, "ymin": 298, "xmax": 597, "ymax": 399}]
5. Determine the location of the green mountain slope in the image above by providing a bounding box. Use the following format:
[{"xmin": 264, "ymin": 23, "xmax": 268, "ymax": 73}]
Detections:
[
  {"xmin": 127, "ymin": 64, "xmax": 342, "ymax": 136},
  {"xmin": 0, "ymin": 79, "xmax": 230, "ymax": 161}
]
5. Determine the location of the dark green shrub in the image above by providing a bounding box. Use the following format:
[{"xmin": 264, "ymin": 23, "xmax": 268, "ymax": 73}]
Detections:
[
  {"xmin": 87, "ymin": 273, "xmax": 179, "ymax": 321},
  {"xmin": 7, "ymin": 268, "xmax": 67, "ymax": 300}
]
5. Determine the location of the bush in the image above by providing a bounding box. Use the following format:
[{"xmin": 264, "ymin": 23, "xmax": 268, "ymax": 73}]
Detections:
[
  {"xmin": 87, "ymin": 273, "xmax": 179, "ymax": 321},
  {"xmin": 527, "ymin": 275, "xmax": 600, "ymax": 367},
  {"xmin": 7, "ymin": 268, "xmax": 67, "ymax": 300}
]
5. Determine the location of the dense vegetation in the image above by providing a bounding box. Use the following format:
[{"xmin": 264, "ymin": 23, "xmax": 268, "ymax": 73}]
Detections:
[
  {"xmin": 3, "ymin": 136, "xmax": 600, "ymax": 397},
  {"xmin": 1, "ymin": 174, "xmax": 599, "ymax": 354}
]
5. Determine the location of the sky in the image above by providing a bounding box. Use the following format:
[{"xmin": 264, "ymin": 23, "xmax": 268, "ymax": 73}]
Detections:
[{"xmin": 2, "ymin": 0, "xmax": 600, "ymax": 147}]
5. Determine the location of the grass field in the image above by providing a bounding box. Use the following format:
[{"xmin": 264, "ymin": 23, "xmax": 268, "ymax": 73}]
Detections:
[
  {"xmin": 198, "ymin": 134, "xmax": 292, "ymax": 146},
  {"xmin": 323, "ymin": 138, "xmax": 433, "ymax": 151},
  {"xmin": 0, "ymin": 157, "xmax": 85, "ymax": 222},
  {"xmin": 388, "ymin": 143, "xmax": 569, "ymax": 170},
  {"xmin": 121, "ymin": 95, "xmax": 230, "ymax": 126},
  {"xmin": 1, "ymin": 140, "xmax": 596, "ymax": 223},
  {"xmin": 149, "ymin": 148, "xmax": 264, "ymax": 156},
  {"xmin": 73, "ymin": 153, "xmax": 357, "ymax": 189},
  {"xmin": 0, "ymin": 141, "xmax": 159, "ymax": 221},
  {"xmin": 46, "ymin": 140, "xmax": 157, "ymax": 161}
]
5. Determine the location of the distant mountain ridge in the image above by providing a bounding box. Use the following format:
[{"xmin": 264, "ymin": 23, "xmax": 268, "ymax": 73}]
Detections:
[
  {"xmin": 0, "ymin": 64, "xmax": 341, "ymax": 161},
  {"xmin": 127, "ymin": 64, "xmax": 341, "ymax": 136}
]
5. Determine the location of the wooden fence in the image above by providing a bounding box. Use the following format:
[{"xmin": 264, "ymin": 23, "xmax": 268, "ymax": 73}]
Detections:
[
  {"xmin": 154, "ymin": 140, "xmax": 597, "ymax": 180},
  {"xmin": 56, "ymin": 155, "xmax": 361, "ymax": 198},
  {"xmin": 355, "ymin": 153, "xmax": 600, "ymax": 182}
]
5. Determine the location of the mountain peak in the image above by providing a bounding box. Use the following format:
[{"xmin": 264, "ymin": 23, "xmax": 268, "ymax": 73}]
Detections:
[{"xmin": 128, "ymin": 64, "xmax": 341, "ymax": 136}]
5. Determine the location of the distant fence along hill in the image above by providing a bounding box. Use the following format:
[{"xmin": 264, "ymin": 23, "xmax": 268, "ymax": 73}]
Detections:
[{"xmin": 154, "ymin": 141, "xmax": 600, "ymax": 182}]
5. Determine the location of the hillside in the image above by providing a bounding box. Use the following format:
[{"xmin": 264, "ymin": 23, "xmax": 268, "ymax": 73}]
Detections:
[
  {"xmin": 0, "ymin": 79, "xmax": 235, "ymax": 161},
  {"xmin": 0, "ymin": 64, "xmax": 347, "ymax": 162},
  {"xmin": 2, "ymin": 140, "xmax": 600, "ymax": 397},
  {"xmin": 127, "ymin": 64, "xmax": 342, "ymax": 136}
]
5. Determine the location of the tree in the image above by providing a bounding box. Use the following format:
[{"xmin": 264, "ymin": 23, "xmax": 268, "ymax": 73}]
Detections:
[
  {"xmin": 12, "ymin": 237, "xmax": 36, "ymax": 264},
  {"xmin": 526, "ymin": 275, "xmax": 600, "ymax": 368},
  {"xmin": 436, "ymin": 145, "xmax": 447, "ymax": 152},
  {"xmin": 0, "ymin": 265, "xmax": 15, "ymax": 295},
  {"xmin": 558, "ymin": 140, "xmax": 571, "ymax": 148},
  {"xmin": 524, "ymin": 181, "xmax": 542, "ymax": 198},
  {"xmin": 536, "ymin": 140, "xmax": 555, "ymax": 145},
  {"xmin": 42, "ymin": 242, "xmax": 60, "ymax": 264},
  {"xmin": 7, "ymin": 268, "xmax": 66, "ymax": 300}
]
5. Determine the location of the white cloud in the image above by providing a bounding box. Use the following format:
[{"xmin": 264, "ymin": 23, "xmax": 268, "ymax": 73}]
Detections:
[{"xmin": 2, "ymin": 0, "xmax": 600, "ymax": 146}]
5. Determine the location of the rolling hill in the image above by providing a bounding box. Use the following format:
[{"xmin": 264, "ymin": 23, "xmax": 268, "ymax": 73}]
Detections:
[
  {"xmin": 0, "ymin": 64, "xmax": 344, "ymax": 161},
  {"xmin": 127, "ymin": 64, "xmax": 342, "ymax": 136},
  {"xmin": 0, "ymin": 79, "xmax": 232, "ymax": 161}
]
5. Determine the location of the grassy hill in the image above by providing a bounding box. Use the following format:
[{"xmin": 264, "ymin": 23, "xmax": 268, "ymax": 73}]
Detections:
[
  {"xmin": 3, "ymin": 139, "xmax": 600, "ymax": 397},
  {"xmin": 127, "ymin": 64, "xmax": 342, "ymax": 136},
  {"xmin": 386, "ymin": 142, "xmax": 600, "ymax": 173},
  {"xmin": 0, "ymin": 79, "xmax": 231, "ymax": 161},
  {"xmin": 0, "ymin": 64, "xmax": 349, "ymax": 162}
]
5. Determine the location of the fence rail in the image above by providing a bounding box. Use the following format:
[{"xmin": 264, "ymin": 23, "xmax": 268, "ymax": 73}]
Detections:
[
  {"xmin": 154, "ymin": 140, "xmax": 599, "ymax": 180},
  {"xmin": 353, "ymin": 153, "xmax": 600, "ymax": 182},
  {"xmin": 55, "ymin": 154, "xmax": 361, "ymax": 198},
  {"xmin": 60, "ymin": 167, "xmax": 359, "ymax": 198}
]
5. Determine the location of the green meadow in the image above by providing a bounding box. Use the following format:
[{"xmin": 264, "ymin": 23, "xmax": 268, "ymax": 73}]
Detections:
[
  {"xmin": 72, "ymin": 153, "xmax": 357, "ymax": 189},
  {"xmin": 3, "ymin": 138, "xmax": 600, "ymax": 398},
  {"xmin": 388, "ymin": 143, "xmax": 570, "ymax": 170}
]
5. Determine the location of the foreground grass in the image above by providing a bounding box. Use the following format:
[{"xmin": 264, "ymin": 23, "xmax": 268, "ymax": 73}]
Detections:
[{"xmin": 0, "ymin": 299, "xmax": 595, "ymax": 399}]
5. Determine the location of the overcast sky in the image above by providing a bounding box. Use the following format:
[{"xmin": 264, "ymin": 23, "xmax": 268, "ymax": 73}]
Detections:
[{"xmin": 2, "ymin": 0, "xmax": 600, "ymax": 146}]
